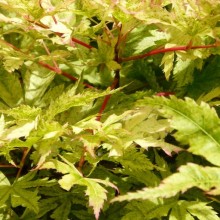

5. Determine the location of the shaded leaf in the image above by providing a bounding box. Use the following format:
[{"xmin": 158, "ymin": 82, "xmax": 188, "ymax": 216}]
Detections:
[{"xmin": 0, "ymin": 67, "xmax": 23, "ymax": 107}]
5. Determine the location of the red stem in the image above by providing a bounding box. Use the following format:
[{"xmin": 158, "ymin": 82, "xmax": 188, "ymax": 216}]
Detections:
[
  {"xmin": 16, "ymin": 148, "xmax": 30, "ymax": 179},
  {"xmin": 0, "ymin": 38, "xmax": 94, "ymax": 87},
  {"xmin": 55, "ymin": 32, "xmax": 93, "ymax": 49},
  {"xmin": 38, "ymin": 61, "xmax": 94, "ymax": 88},
  {"xmin": 77, "ymin": 147, "xmax": 87, "ymax": 173},
  {"xmin": 119, "ymin": 44, "xmax": 217, "ymax": 62},
  {"xmin": 0, "ymin": 39, "xmax": 24, "ymax": 53},
  {"xmin": 71, "ymin": 37, "xmax": 93, "ymax": 49},
  {"xmin": 96, "ymin": 73, "xmax": 119, "ymax": 121}
]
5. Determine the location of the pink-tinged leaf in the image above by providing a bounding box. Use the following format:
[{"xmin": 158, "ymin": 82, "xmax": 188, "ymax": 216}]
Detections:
[
  {"xmin": 135, "ymin": 138, "xmax": 182, "ymax": 156},
  {"xmin": 85, "ymin": 180, "xmax": 107, "ymax": 220}
]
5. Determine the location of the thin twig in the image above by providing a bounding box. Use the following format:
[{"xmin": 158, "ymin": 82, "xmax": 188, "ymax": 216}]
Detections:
[
  {"xmin": 41, "ymin": 40, "xmax": 60, "ymax": 72},
  {"xmin": 0, "ymin": 164, "xmax": 18, "ymax": 168},
  {"xmin": 0, "ymin": 38, "xmax": 93, "ymax": 87},
  {"xmin": 77, "ymin": 147, "xmax": 87, "ymax": 173},
  {"xmin": 96, "ymin": 23, "xmax": 122, "ymax": 121},
  {"xmin": 38, "ymin": 61, "xmax": 94, "ymax": 88},
  {"xmin": 16, "ymin": 148, "xmax": 31, "ymax": 179},
  {"xmin": 96, "ymin": 73, "xmax": 119, "ymax": 121}
]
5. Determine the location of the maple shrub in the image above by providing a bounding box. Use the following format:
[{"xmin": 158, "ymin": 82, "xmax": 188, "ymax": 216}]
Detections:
[{"xmin": 1, "ymin": 0, "xmax": 220, "ymax": 219}]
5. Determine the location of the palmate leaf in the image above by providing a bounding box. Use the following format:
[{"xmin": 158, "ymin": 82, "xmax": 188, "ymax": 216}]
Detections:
[
  {"xmin": 122, "ymin": 198, "xmax": 176, "ymax": 220},
  {"xmin": 1, "ymin": 120, "xmax": 37, "ymax": 141},
  {"xmin": 118, "ymin": 147, "xmax": 156, "ymax": 171},
  {"xmin": 0, "ymin": 105, "xmax": 41, "ymax": 120},
  {"xmin": 0, "ymin": 105, "xmax": 40, "ymax": 142},
  {"xmin": 46, "ymin": 86, "xmax": 118, "ymax": 120},
  {"xmin": 112, "ymin": 163, "xmax": 220, "ymax": 202},
  {"xmin": 134, "ymin": 137, "xmax": 182, "ymax": 156},
  {"xmin": 139, "ymin": 96, "xmax": 220, "ymax": 166},
  {"xmin": 41, "ymin": 156, "xmax": 117, "ymax": 220},
  {"xmin": 169, "ymin": 201, "xmax": 219, "ymax": 220},
  {"xmin": 50, "ymin": 200, "xmax": 72, "ymax": 220},
  {"xmin": 36, "ymin": 185, "xmax": 76, "ymax": 219},
  {"xmin": 0, "ymin": 171, "xmax": 53, "ymax": 213},
  {"xmin": 85, "ymin": 179, "xmax": 107, "ymax": 220}
]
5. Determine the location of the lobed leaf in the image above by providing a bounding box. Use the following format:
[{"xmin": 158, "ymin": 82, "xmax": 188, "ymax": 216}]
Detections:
[
  {"xmin": 140, "ymin": 96, "xmax": 220, "ymax": 166},
  {"xmin": 112, "ymin": 163, "xmax": 220, "ymax": 202}
]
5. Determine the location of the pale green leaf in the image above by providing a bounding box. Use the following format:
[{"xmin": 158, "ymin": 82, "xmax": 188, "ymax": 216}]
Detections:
[
  {"xmin": 85, "ymin": 179, "xmax": 107, "ymax": 220},
  {"xmin": 117, "ymin": 147, "xmax": 157, "ymax": 171},
  {"xmin": 135, "ymin": 137, "xmax": 182, "ymax": 156},
  {"xmin": 40, "ymin": 84, "xmax": 65, "ymax": 107},
  {"xmin": 0, "ymin": 203, "xmax": 18, "ymax": 220},
  {"xmin": 169, "ymin": 203, "xmax": 194, "ymax": 220},
  {"xmin": 134, "ymin": 29, "xmax": 167, "ymax": 54},
  {"xmin": 41, "ymin": 158, "xmax": 82, "ymax": 176},
  {"xmin": 0, "ymin": 171, "xmax": 10, "ymax": 186},
  {"xmin": 161, "ymin": 52, "xmax": 174, "ymax": 80},
  {"xmin": 112, "ymin": 163, "xmax": 220, "ymax": 202},
  {"xmin": 197, "ymin": 87, "xmax": 220, "ymax": 103},
  {"xmin": 0, "ymin": 186, "xmax": 11, "ymax": 208},
  {"xmin": 0, "ymin": 172, "xmax": 11, "ymax": 207},
  {"xmin": 106, "ymin": 60, "xmax": 121, "ymax": 71},
  {"xmin": 173, "ymin": 58, "xmax": 195, "ymax": 87},
  {"xmin": 141, "ymin": 96, "xmax": 220, "ymax": 166},
  {"xmin": 169, "ymin": 200, "xmax": 219, "ymax": 220},
  {"xmin": 46, "ymin": 87, "xmax": 118, "ymax": 120},
  {"xmin": 58, "ymin": 174, "xmax": 82, "ymax": 191},
  {"xmin": 122, "ymin": 198, "xmax": 176, "ymax": 220},
  {"xmin": 1, "ymin": 119, "xmax": 37, "ymax": 141},
  {"xmin": 11, "ymin": 188, "xmax": 40, "ymax": 213},
  {"xmin": 186, "ymin": 201, "xmax": 219, "ymax": 220},
  {"xmin": 3, "ymin": 56, "xmax": 24, "ymax": 72},
  {"xmin": 0, "ymin": 68, "xmax": 23, "ymax": 107},
  {"xmin": 24, "ymin": 62, "xmax": 55, "ymax": 105},
  {"xmin": 0, "ymin": 105, "xmax": 41, "ymax": 120},
  {"xmin": 41, "ymin": 157, "xmax": 113, "ymax": 219},
  {"xmin": 41, "ymin": 158, "xmax": 83, "ymax": 191}
]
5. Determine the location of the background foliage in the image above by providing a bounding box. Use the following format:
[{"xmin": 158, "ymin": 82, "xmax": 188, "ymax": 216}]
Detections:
[{"xmin": 0, "ymin": 0, "xmax": 220, "ymax": 219}]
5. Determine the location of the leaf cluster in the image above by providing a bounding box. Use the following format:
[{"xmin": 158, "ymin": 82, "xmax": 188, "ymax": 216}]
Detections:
[{"xmin": 0, "ymin": 0, "xmax": 220, "ymax": 219}]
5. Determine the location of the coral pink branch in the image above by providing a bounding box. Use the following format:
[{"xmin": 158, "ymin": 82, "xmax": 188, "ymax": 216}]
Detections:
[
  {"xmin": 119, "ymin": 44, "xmax": 217, "ymax": 62},
  {"xmin": 54, "ymin": 32, "xmax": 93, "ymax": 49},
  {"xmin": 38, "ymin": 61, "xmax": 94, "ymax": 88},
  {"xmin": 0, "ymin": 38, "xmax": 94, "ymax": 87},
  {"xmin": 96, "ymin": 75, "xmax": 119, "ymax": 121}
]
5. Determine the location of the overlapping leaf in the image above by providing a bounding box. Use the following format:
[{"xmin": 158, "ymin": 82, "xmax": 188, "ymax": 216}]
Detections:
[
  {"xmin": 41, "ymin": 156, "xmax": 117, "ymax": 220},
  {"xmin": 0, "ymin": 171, "xmax": 54, "ymax": 213},
  {"xmin": 139, "ymin": 96, "xmax": 220, "ymax": 166},
  {"xmin": 112, "ymin": 163, "xmax": 220, "ymax": 202}
]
